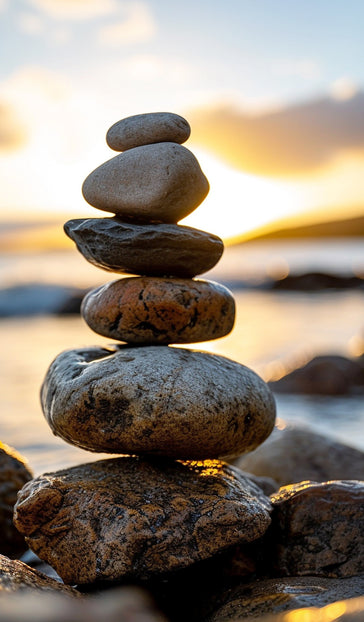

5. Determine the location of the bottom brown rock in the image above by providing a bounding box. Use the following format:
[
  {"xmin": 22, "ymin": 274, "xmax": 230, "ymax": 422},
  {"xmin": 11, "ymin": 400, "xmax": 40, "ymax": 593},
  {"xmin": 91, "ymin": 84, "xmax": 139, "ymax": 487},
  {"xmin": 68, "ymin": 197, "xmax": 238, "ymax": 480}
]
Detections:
[{"xmin": 14, "ymin": 457, "xmax": 272, "ymax": 585}]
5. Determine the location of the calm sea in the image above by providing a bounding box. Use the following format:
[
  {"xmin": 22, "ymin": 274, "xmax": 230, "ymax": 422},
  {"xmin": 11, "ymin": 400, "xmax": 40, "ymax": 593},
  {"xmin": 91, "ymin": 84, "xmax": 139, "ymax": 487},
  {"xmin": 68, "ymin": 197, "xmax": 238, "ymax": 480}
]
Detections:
[{"xmin": 1, "ymin": 238, "xmax": 363, "ymax": 475}]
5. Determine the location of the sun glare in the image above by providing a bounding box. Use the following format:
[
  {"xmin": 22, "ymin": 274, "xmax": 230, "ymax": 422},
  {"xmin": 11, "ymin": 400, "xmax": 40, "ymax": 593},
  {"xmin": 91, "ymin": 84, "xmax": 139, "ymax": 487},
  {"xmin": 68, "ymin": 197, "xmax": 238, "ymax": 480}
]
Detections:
[{"xmin": 182, "ymin": 148, "xmax": 308, "ymax": 240}]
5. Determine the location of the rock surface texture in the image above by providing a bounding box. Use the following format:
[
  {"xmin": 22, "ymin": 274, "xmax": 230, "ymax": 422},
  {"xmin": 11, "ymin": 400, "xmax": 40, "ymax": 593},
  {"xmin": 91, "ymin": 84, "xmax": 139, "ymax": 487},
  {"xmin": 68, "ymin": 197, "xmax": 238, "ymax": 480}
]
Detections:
[
  {"xmin": 41, "ymin": 345, "xmax": 276, "ymax": 458},
  {"xmin": 209, "ymin": 576, "xmax": 364, "ymax": 622},
  {"xmin": 270, "ymin": 480, "xmax": 364, "ymax": 578},
  {"xmin": 14, "ymin": 458, "xmax": 272, "ymax": 584},
  {"xmin": 106, "ymin": 111, "xmax": 190, "ymax": 151},
  {"xmin": 0, "ymin": 554, "xmax": 79, "ymax": 596},
  {"xmin": 0, "ymin": 442, "xmax": 32, "ymax": 558},
  {"xmin": 235, "ymin": 422, "xmax": 364, "ymax": 486},
  {"xmin": 81, "ymin": 277, "xmax": 235, "ymax": 344},
  {"xmin": 82, "ymin": 143, "xmax": 209, "ymax": 223},
  {"xmin": 64, "ymin": 218, "xmax": 223, "ymax": 277}
]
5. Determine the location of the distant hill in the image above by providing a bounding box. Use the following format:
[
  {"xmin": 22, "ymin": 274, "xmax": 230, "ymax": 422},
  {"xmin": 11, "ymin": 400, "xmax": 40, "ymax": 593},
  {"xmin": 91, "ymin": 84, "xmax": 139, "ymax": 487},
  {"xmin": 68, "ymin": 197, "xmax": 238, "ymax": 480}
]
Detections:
[{"xmin": 229, "ymin": 212, "xmax": 364, "ymax": 243}]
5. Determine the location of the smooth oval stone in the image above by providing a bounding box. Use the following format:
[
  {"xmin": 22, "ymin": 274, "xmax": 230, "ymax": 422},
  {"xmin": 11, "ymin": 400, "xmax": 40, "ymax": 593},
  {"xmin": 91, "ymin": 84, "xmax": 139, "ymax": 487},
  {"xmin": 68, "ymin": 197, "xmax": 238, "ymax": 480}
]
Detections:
[
  {"xmin": 81, "ymin": 277, "xmax": 235, "ymax": 344},
  {"xmin": 40, "ymin": 345, "xmax": 276, "ymax": 458},
  {"xmin": 106, "ymin": 112, "xmax": 191, "ymax": 151},
  {"xmin": 82, "ymin": 143, "xmax": 209, "ymax": 223},
  {"xmin": 64, "ymin": 218, "xmax": 223, "ymax": 277},
  {"xmin": 14, "ymin": 457, "xmax": 272, "ymax": 583}
]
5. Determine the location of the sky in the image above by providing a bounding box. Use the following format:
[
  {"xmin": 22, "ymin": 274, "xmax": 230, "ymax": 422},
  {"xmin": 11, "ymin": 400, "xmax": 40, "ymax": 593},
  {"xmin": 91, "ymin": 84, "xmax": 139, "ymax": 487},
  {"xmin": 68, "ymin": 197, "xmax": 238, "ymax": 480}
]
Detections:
[{"xmin": 1, "ymin": 0, "xmax": 364, "ymax": 239}]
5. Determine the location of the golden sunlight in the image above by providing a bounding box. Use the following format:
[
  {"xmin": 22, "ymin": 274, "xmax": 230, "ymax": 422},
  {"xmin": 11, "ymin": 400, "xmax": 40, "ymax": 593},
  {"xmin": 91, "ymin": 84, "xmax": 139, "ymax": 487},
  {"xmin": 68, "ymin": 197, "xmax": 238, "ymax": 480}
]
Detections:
[{"xmin": 182, "ymin": 149, "xmax": 310, "ymax": 239}]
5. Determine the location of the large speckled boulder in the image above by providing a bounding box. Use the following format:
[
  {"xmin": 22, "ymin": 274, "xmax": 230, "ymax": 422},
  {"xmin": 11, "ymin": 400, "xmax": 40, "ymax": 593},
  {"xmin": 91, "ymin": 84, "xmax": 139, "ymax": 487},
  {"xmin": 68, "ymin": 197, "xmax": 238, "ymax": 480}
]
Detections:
[
  {"xmin": 235, "ymin": 422, "xmax": 364, "ymax": 486},
  {"xmin": 208, "ymin": 576, "xmax": 364, "ymax": 622},
  {"xmin": 0, "ymin": 587, "xmax": 166, "ymax": 622},
  {"xmin": 81, "ymin": 277, "xmax": 235, "ymax": 344},
  {"xmin": 82, "ymin": 143, "xmax": 209, "ymax": 223},
  {"xmin": 0, "ymin": 554, "xmax": 79, "ymax": 596},
  {"xmin": 0, "ymin": 442, "xmax": 32, "ymax": 558},
  {"xmin": 64, "ymin": 218, "xmax": 223, "ymax": 278},
  {"xmin": 106, "ymin": 112, "xmax": 190, "ymax": 151},
  {"xmin": 40, "ymin": 345, "xmax": 276, "ymax": 458},
  {"xmin": 14, "ymin": 457, "xmax": 272, "ymax": 584},
  {"xmin": 270, "ymin": 480, "xmax": 364, "ymax": 578}
]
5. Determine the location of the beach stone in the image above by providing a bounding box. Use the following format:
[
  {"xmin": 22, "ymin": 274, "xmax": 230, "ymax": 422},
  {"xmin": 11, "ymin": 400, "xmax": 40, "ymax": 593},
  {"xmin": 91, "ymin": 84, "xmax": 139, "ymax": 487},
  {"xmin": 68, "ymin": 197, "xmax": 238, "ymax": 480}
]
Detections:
[
  {"xmin": 81, "ymin": 277, "xmax": 235, "ymax": 344},
  {"xmin": 0, "ymin": 442, "xmax": 32, "ymax": 558},
  {"xmin": 269, "ymin": 355, "xmax": 364, "ymax": 395},
  {"xmin": 0, "ymin": 587, "xmax": 166, "ymax": 622},
  {"xmin": 208, "ymin": 576, "xmax": 364, "ymax": 622},
  {"xmin": 106, "ymin": 112, "xmax": 190, "ymax": 151},
  {"xmin": 40, "ymin": 345, "xmax": 276, "ymax": 458},
  {"xmin": 0, "ymin": 554, "xmax": 79, "ymax": 596},
  {"xmin": 14, "ymin": 457, "xmax": 272, "ymax": 584},
  {"xmin": 235, "ymin": 422, "xmax": 364, "ymax": 486},
  {"xmin": 270, "ymin": 480, "xmax": 364, "ymax": 578},
  {"xmin": 82, "ymin": 143, "xmax": 209, "ymax": 223},
  {"xmin": 64, "ymin": 218, "xmax": 223, "ymax": 277}
]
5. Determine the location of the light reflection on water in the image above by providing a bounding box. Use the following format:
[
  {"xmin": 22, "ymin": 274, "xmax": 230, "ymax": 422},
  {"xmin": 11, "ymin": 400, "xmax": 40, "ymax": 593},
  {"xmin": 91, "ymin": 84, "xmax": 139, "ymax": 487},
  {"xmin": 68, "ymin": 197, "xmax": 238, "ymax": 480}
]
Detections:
[{"xmin": 0, "ymin": 285, "xmax": 363, "ymax": 475}]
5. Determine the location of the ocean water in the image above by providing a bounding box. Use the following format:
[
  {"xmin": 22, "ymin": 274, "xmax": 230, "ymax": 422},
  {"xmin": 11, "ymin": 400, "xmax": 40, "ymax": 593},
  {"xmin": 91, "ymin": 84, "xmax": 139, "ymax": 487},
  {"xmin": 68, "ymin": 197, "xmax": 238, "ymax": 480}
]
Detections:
[{"xmin": 1, "ymin": 239, "xmax": 364, "ymax": 475}]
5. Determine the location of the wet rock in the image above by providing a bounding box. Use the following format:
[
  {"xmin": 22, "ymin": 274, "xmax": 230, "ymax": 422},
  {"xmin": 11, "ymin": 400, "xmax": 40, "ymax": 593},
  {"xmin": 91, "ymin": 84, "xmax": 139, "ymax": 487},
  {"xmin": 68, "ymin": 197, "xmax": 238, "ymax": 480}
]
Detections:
[
  {"xmin": 270, "ymin": 271, "xmax": 364, "ymax": 291},
  {"xmin": 106, "ymin": 112, "xmax": 190, "ymax": 151},
  {"xmin": 269, "ymin": 355, "xmax": 364, "ymax": 395},
  {"xmin": 270, "ymin": 480, "xmax": 364, "ymax": 578},
  {"xmin": 40, "ymin": 345, "xmax": 276, "ymax": 458},
  {"xmin": 235, "ymin": 423, "xmax": 364, "ymax": 486},
  {"xmin": 82, "ymin": 143, "xmax": 209, "ymax": 223},
  {"xmin": 64, "ymin": 218, "xmax": 223, "ymax": 277},
  {"xmin": 81, "ymin": 277, "xmax": 235, "ymax": 344},
  {"xmin": 0, "ymin": 553, "xmax": 79, "ymax": 596},
  {"xmin": 14, "ymin": 457, "xmax": 272, "ymax": 585},
  {"xmin": 0, "ymin": 442, "xmax": 32, "ymax": 558},
  {"xmin": 208, "ymin": 575, "xmax": 364, "ymax": 621},
  {"xmin": 0, "ymin": 586, "xmax": 166, "ymax": 622}
]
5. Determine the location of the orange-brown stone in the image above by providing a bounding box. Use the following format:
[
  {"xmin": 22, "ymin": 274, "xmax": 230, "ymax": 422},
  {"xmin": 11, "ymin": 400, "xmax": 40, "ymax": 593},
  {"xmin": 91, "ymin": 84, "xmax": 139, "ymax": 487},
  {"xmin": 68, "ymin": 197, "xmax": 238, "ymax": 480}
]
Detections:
[{"xmin": 81, "ymin": 277, "xmax": 235, "ymax": 344}]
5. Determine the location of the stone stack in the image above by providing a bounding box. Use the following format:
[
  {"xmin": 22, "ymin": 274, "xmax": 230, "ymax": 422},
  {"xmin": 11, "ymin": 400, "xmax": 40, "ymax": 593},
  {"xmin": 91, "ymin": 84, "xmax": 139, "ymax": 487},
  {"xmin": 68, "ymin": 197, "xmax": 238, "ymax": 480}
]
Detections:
[{"xmin": 14, "ymin": 112, "xmax": 276, "ymax": 587}]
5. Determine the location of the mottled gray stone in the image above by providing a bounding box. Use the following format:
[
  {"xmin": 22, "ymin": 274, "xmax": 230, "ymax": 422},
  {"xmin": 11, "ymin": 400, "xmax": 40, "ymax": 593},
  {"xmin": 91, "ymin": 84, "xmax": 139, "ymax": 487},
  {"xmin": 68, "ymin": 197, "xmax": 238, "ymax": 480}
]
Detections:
[
  {"xmin": 64, "ymin": 218, "xmax": 223, "ymax": 277},
  {"xmin": 40, "ymin": 345, "xmax": 276, "ymax": 459},
  {"xmin": 81, "ymin": 277, "xmax": 235, "ymax": 344},
  {"xmin": 14, "ymin": 457, "xmax": 272, "ymax": 584},
  {"xmin": 209, "ymin": 576, "xmax": 364, "ymax": 622},
  {"xmin": 271, "ymin": 480, "xmax": 364, "ymax": 578},
  {"xmin": 235, "ymin": 422, "xmax": 364, "ymax": 486},
  {"xmin": 82, "ymin": 143, "xmax": 209, "ymax": 223},
  {"xmin": 106, "ymin": 112, "xmax": 190, "ymax": 151}
]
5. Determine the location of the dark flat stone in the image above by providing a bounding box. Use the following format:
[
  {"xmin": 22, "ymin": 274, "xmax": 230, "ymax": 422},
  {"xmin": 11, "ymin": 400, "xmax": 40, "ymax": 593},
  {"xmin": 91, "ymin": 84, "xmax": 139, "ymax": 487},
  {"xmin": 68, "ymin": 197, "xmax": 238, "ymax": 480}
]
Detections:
[{"xmin": 64, "ymin": 218, "xmax": 223, "ymax": 277}]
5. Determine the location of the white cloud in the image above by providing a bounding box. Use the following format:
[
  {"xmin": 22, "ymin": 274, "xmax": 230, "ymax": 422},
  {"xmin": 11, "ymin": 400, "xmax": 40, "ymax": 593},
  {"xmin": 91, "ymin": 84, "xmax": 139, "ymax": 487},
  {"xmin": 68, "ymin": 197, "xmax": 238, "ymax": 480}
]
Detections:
[
  {"xmin": 0, "ymin": 0, "xmax": 8, "ymax": 12},
  {"xmin": 272, "ymin": 58, "xmax": 321, "ymax": 80},
  {"xmin": 330, "ymin": 77, "xmax": 359, "ymax": 101},
  {"xmin": 26, "ymin": 0, "xmax": 118, "ymax": 20},
  {"xmin": 98, "ymin": 2, "xmax": 156, "ymax": 46},
  {"xmin": 18, "ymin": 12, "xmax": 45, "ymax": 35},
  {"xmin": 118, "ymin": 54, "xmax": 195, "ymax": 83}
]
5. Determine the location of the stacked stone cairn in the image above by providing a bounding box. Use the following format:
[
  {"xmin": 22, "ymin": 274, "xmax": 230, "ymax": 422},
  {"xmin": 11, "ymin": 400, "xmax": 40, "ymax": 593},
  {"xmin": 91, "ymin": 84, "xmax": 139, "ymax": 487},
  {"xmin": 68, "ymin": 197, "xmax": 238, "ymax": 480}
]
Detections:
[{"xmin": 14, "ymin": 113, "xmax": 276, "ymax": 588}]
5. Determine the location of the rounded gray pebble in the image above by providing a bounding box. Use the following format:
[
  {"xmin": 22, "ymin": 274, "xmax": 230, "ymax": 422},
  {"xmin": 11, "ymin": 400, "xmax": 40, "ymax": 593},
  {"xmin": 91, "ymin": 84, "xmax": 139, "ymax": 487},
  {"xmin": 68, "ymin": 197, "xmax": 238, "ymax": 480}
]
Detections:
[{"xmin": 106, "ymin": 112, "xmax": 191, "ymax": 151}]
